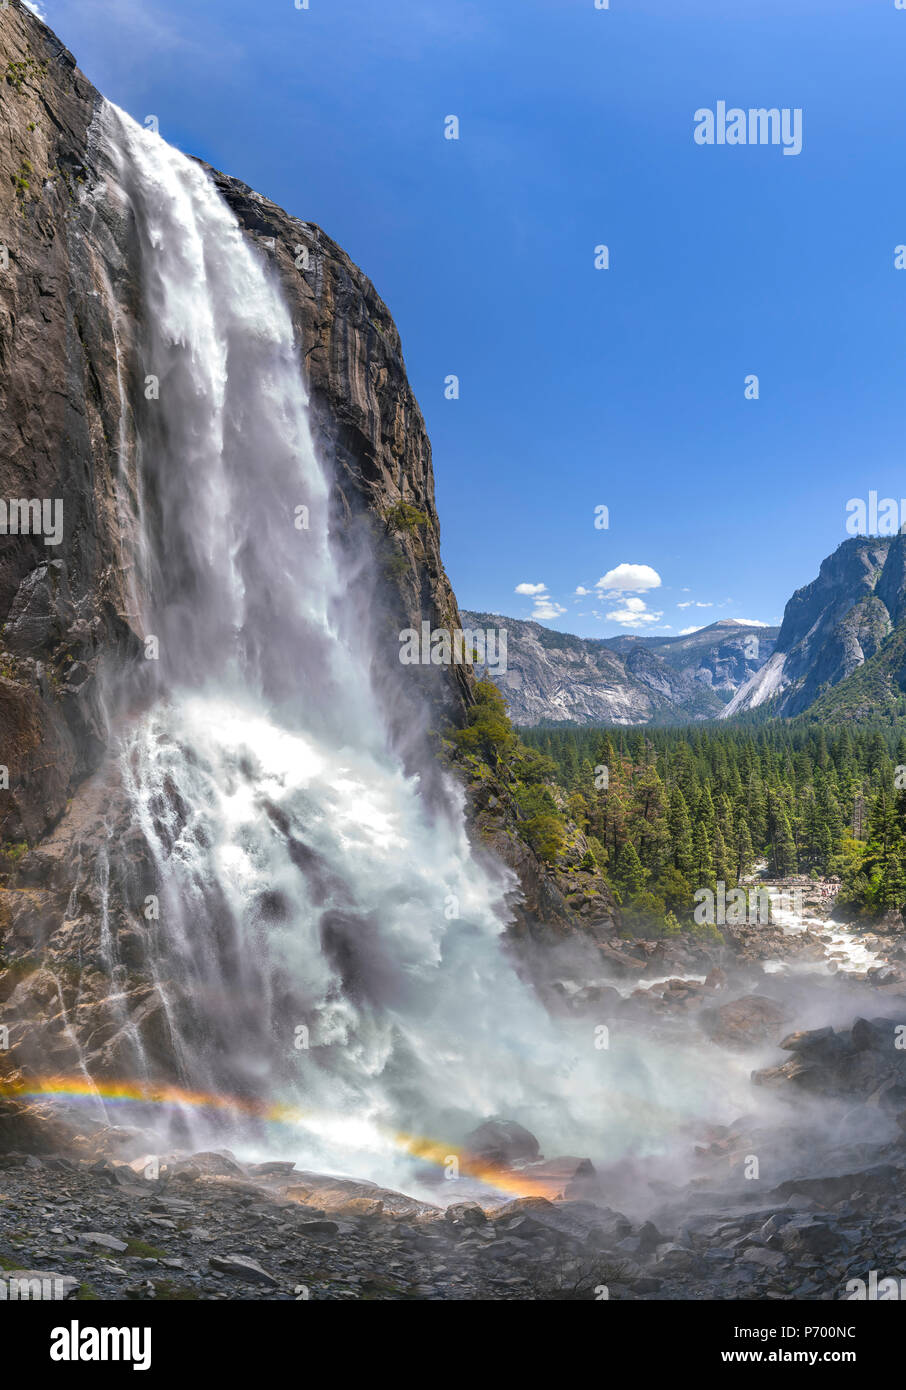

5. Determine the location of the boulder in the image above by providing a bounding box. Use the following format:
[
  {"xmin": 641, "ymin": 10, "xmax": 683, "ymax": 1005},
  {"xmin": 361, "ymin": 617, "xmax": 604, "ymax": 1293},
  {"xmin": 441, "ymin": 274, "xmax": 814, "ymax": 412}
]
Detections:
[
  {"xmin": 462, "ymin": 1119, "xmax": 541, "ymax": 1167},
  {"xmin": 79, "ymin": 1232, "xmax": 128, "ymax": 1253},
  {"xmin": 188, "ymin": 1150, "xmax": 247, "ymax": 1178},
  {"xmin": 779, "ymin": 1218, "xmax": 842, "ymax": 1257},
  {"xmin": 701, "ymin": 996, "xmax": 791, "ymax": 1050},
  {"xmin": 779, "ymin": 1026, "xmax": 836, "ymax": 1052},
  {"xmin": 444, "ymin": 1202, "xmax": 487, "ymax": 1228}
]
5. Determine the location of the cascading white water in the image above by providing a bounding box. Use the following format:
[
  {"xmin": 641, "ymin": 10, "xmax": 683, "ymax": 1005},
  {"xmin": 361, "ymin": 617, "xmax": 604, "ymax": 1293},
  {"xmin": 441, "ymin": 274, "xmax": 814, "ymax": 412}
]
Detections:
[{"xmin": 85, "ymin": 105, "xmax": 753, "ymax": 1194}]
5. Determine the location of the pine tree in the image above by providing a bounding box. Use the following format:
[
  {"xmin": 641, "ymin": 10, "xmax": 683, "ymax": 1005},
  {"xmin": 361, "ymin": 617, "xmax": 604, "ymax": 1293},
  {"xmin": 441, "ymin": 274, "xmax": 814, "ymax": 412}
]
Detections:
[
  {"xmin": 614, "ymin": 841, "xmax": 647, "ymax": 897},
  {"xmin": 668, "ymin": 785, "xmax": 695, "ymax": 876},
  {"xmin": 767, "ymin": 792, "xmax": 798, "ymax": 876},
  {"xmin": 691, "ymin": 819, "xmax": 715, "ymax": 891},
  {"xmin": 735, "ymin": 818, "xmax": 754, "ymax": 881}
]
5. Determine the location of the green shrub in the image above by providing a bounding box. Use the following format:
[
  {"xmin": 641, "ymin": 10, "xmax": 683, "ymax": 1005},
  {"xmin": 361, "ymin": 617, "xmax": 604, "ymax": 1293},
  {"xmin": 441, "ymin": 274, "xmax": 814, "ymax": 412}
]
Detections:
[
  {"xmin": 385, "ymin": 502, "xmax": 428, "ymax": 535},
  {"xmin": 451, "ymin": 680, "xmax": 517, "ymax": 763},
  {"xmin": 521, "ymin": 812, "xmax": 567, "ymax": 863}
]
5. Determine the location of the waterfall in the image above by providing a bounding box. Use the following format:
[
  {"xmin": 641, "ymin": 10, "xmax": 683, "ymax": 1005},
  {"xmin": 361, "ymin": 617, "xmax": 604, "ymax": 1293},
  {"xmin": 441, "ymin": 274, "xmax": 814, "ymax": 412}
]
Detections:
[
  {"xmin": 83, "ymin": 104, "xmax": 562, "ymax": 1183},
  {"xmin": 80, "ymin": 105, "xmax": 746, "ymax": 1194}
]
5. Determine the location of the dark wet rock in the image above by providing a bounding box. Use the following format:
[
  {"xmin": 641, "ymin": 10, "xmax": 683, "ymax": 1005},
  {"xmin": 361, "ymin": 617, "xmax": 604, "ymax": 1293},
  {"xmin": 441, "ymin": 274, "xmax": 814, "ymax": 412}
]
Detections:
[
  {"xmin": 186, "ymin": 1151, "xmax": 247, "ymax": 1179},
  {"xmin": 636, "ymin": 1221, "xmax": 664, "ymax": 1255},
  {"xmin": 444, "ymin": 1202, "xmax": 487, "ymax": 1228},
  {"xmin": 754, "ymin": 1016, "xmax": 906, "ymax": 1105},
  {"xmin": 0, "ymin": 1151, "xmax": 43, "ymax": 1169},
  {"xmin": 779, "ymin": 1027, "xmax": 836, "ymax": 1052},
  {"xmin": 551, "ymin": 981, "xmax": 623, "ymax": 1016},
  {"xmin": 491, "ymin": 1197, "xmax": 630, "ymax": 1248},
  {"xmin": 655, "ymin": 1243, "xmax": 696, "ymax": 1273},
  {"xmin": 463, "ymin": 1119, "xmax": 541, "ymax": 1167},
  {"xmin": 0, "ymin": 1129, "xmax": 901, "ymax": 1301},
  {"xmin": 701, "ymin": 995, "xmax": 791, "ymax": 1050},
  {"xmin": 738, "ymin": 1247, "xmax": 786, "ymax": 1270},
  {"xmin": 769, "ymin": 1166, "xmax": 902, "ymax": 1207},
  {"xmin": 779, "ymin": 1218, "xmax": 843, "ymax": 1257},
  {"xmin": 851, "ymin": 1017, "xmax": 897, "ymax": 1052}
]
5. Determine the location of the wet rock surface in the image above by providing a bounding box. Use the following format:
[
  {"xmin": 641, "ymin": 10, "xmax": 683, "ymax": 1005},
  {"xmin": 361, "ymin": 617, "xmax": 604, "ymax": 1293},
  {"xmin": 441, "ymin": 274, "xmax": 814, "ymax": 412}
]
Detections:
[{"xmin": 0, "ymin": 1127, "xmax": 903, "ymax": 1301}]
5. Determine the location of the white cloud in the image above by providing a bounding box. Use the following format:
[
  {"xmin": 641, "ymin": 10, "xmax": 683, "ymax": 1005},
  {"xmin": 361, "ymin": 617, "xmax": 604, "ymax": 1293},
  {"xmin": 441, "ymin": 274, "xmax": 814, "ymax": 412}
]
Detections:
[
  {"xmin": 532, "ymin": 598, "xmax": 566, "ymax": 621},
  {"xmin": 23, "ymin": 2, "xmax": 48, "ymax": 18},
  {"xmin": 678, "ymin": 600, "xmax": 713, "ymax": 610},
  {"xmin": 595, "ymin": 563, "xmax": 662, "ymax": 594},
  {"xmin": 732, "ymin": 618, "xmax": 769, "ymax": 627},
  {"xmin": 575, "ymin": 586, "xmax": 591, "ymax": 596},
  {"xmin": 606, "ymin": 595, "xmax": 663, "ymax": 626},
  {"xmin": 515, "ymin": 582, "xmax": 547, "ymax": 596},
  {"xmin": 679, "ymin": 625, "xmax": 704, "ymax": 635}
]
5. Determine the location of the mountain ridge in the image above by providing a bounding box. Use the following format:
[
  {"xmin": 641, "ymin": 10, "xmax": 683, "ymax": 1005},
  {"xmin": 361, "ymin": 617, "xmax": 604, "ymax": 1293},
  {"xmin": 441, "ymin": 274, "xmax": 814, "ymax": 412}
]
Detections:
[
  {"xmin": 724, "ymin": 536, "xmax": 906, "ymax": 722},
  {"xmin": 461, "ymin": 611, "xmax": 779, "ymax": 726}
]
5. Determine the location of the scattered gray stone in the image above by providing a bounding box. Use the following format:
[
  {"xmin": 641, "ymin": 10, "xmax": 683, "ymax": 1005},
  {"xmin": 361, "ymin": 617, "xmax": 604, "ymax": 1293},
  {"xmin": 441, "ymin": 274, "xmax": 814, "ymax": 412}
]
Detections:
[
  {"xmin": 80, "ymin": 1232, "xmax": 128, "ymax": 1253},
  {"xmin": 208, "ymin": 1254, "xmax": 278, "ymax": 1286}
]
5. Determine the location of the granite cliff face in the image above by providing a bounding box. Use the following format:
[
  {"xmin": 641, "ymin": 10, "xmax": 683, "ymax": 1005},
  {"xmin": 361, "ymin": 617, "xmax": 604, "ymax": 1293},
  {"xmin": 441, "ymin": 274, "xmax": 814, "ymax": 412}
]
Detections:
[
  {"xmin": 0, "ymin": 6, "xmax": 134, "ymax": 853},
  {"xmin": 462, "ymin": 613, "xmax": 777, "ymax": 726},
  {"xmin": 0, "ymin": 1, "xmax": 616, "ymax": 1143},
  {"xmin": 723, "ymin": 538, "xmax": 901, "ymax": 720}
]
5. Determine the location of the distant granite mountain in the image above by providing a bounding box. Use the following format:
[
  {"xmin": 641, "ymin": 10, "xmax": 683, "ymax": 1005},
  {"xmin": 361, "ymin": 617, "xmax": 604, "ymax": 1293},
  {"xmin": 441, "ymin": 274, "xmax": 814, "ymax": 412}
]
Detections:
[
  {"xmin": 461, "ymin": 613, "xmax": 778, "ymax": 726},
  {"xmin": 722, "ymin": 536, "xmax": 906, "ymax": 721}
]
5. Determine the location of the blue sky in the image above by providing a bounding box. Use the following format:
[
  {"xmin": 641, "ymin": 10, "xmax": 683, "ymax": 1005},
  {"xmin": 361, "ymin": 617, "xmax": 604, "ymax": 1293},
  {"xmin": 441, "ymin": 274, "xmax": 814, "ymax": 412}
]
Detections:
[{"xmin": 34, "ymin": 0, "xmax": 906, "ymax": 638}]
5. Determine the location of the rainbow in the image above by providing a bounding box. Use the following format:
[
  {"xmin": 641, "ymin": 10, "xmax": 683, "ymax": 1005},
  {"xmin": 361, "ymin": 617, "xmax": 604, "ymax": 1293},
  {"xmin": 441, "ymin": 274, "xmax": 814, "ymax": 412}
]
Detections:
[
  {"xmin": 0, "ymin": 1074, "xmax": 559, "ymax": 1198},
  {"xmin": 0, "ymin": 1075, "xmax": 303, "ymax": 1125}
]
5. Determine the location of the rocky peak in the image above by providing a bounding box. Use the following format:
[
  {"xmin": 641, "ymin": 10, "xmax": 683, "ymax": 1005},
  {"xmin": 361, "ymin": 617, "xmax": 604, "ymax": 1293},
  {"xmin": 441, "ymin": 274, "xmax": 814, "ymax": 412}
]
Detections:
[
  {"xmin": 724, "ymin": 536, "xmax": 903, "ymax": 720},
  {"xmin": 462, "ymin": 612, "xmax": 778, "ymax": 726}
]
